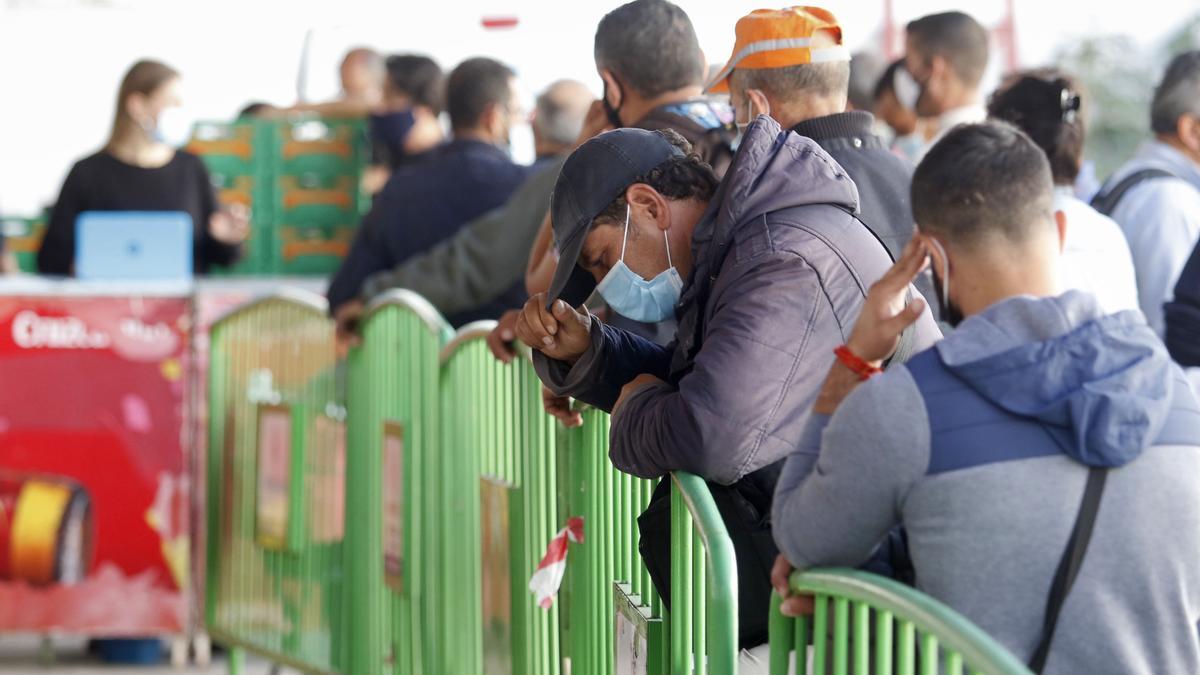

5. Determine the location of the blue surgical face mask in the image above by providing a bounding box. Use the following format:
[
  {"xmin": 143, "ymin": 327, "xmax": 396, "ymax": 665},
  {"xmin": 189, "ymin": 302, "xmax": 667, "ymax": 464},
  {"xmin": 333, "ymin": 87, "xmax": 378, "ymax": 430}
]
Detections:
[{"xmin": 595, "ymin": 204, "xmax": 683, "ymax": 323}]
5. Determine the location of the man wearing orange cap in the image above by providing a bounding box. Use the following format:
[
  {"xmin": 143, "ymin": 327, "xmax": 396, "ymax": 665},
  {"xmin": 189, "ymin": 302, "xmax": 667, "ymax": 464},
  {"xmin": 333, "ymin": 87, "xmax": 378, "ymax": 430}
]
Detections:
[{"xmin": 709, "ymin": 6, "xmax": 936, "ymax": 310}]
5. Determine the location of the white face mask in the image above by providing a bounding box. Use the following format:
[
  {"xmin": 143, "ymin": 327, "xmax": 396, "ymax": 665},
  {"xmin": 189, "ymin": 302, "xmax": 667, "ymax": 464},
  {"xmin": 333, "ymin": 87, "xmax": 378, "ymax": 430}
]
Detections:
[
  {"xmin": 507, "ymin": 119, "xmax": 536, "ymax": 165},
  {"xmin": 893, "ymin": 67, "xmax": 922, "ymax": 112},
  {"xmin": 153, "ymin": 106, "xmax": 196, "ymax": 148},
  {"xmin": 733, "ymin": 93, "xmax": 769, "ymax": 151}
]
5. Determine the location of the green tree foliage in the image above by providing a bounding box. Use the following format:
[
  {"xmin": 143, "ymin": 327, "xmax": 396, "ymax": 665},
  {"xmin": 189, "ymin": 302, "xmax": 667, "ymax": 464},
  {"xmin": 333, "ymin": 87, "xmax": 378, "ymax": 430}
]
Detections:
[
  {"xmin": 1057, "ymin": 15, "xmax": 1200, "ymax": 181},
  {"xmin": 1056, "ymin": 35, "xmax": 1154, "ymax": 179}
]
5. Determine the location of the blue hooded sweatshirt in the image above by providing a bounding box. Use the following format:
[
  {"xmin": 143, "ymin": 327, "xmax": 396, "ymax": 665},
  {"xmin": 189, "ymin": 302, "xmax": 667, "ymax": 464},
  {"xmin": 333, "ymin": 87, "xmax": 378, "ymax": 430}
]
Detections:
[{"xmin": 773, "ymin": 291, "xmax": 1200, "ymax": 674}]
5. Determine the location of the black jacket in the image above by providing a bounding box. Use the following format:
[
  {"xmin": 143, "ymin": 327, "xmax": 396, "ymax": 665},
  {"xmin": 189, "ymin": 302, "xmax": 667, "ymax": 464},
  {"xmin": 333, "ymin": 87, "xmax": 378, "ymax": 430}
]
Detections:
[
  {"xmin": 790, "ymin": 112, "xmax": 938, "ymax": 312},
  {"xmin": 1165, "ymin": 240, "xmax": 1200, "ymax": 367},
  {"xmin": 327, "ymin": 139, "xmax": 530, "ymax": 313},
  {"xmin": 39, "ymin": 150, "xmax": 239, "ymax": 275}
]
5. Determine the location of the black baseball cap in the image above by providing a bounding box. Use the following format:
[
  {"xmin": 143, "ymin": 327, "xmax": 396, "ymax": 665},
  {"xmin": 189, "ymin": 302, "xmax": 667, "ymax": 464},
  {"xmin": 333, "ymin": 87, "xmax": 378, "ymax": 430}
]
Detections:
[{"xmin": 547, "ymin": 128, "xmax": 685, "ymax": 308}]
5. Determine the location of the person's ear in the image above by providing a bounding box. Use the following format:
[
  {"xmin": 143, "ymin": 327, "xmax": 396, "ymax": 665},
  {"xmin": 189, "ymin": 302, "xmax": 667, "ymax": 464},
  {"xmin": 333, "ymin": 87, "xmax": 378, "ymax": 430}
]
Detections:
[
  {"xmin": 918, "ymin": 231, "xmax": 948, "ymax": 277},
  {"xmin": 747, "ymin": 88, "xmax": 772, "ymax": 120},
  {"xmin": 625, "ymin": 183, "xmax": 668, "ymax": 230},
  {"xmin": 600, "ymin": 69, "xmax": 622, "ymax": 109},
  {"xmin": 928, "ymin": 54, "xmax": 947, "ymax": 84},
  {"xmin": 1177, "ymin": 114, "xmax": 1200, "ymax": 154},
  {"xmin": 1054, "ymin": 210, "xmax": 1068, "ymax": 253},
  {"xmin": 126, "ymin": 92, "xmax": 150, "ymax": 125},
  {"xmin": 480, "ymin": 101, "xmax": 502, "ymax": 136}
]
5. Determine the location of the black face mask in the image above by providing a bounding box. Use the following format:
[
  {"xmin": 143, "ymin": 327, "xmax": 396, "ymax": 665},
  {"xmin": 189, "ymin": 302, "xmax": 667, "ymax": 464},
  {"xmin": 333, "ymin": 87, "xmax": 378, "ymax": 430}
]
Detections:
[
  {"xmin": 602, "ymin": 82, "xmax": 624, "ymax": 128},
  {"xmin": 930, "ymin": 256, "xmax": 965, "ymax": 328}
]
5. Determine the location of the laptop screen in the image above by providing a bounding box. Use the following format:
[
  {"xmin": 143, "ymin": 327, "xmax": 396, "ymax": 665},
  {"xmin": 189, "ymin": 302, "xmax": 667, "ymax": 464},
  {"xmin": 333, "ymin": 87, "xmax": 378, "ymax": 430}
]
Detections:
[{"xmin": 75, "ymin": 211, "xmax": 193, "ymax": 281}]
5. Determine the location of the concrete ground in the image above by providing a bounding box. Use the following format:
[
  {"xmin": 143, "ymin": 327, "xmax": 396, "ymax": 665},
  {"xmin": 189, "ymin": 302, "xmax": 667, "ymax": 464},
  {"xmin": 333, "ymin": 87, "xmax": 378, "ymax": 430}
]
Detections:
[{"xmin": 0, "ymin": 636, "xmax": 298, "ymax": 675}]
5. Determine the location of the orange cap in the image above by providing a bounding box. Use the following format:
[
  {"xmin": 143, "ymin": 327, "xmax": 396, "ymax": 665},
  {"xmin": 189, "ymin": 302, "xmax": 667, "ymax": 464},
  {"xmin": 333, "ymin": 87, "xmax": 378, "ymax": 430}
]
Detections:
[{"xmin": 706, "ymin": 6, "xmax": 849, "ymax": 94}]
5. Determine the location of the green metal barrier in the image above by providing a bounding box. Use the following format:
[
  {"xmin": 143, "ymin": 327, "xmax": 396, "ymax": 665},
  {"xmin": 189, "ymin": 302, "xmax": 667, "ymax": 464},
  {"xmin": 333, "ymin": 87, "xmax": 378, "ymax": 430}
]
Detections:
[
  {"xmin": 438, "ymin": 322, "xmax": 562, "ymax": 675},
  {"xmin": 562, "ymin": 409, "xmax": 662, "ymax": 675},
  {"xmin": 345, "ymin": 290, "xmax": 452, "ymax": 675},
  {"xmin": 201, "ymin": 286, "xmax": 1034, "ymax": 675},
  {"xmin": 561, "ymin": 417, "xmax": 738, "ymax": 674},
  {"xmin": 670, "ymin": 472, "xmax": 739, "ymax": 675},
  {"xmin": 206, "ymin": 290, "xmax": 344, "ymax": 674},
  {"xmin": 768, "ymin": 569, "xmax": 1032, "ymax": 675}
]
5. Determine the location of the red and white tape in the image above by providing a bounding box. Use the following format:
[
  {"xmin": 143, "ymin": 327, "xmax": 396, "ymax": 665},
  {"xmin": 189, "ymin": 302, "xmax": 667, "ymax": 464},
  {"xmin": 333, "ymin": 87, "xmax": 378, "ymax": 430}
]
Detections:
[{"xmin": 529, "ymin": 516, "xmax": 584, "ymax": 609}]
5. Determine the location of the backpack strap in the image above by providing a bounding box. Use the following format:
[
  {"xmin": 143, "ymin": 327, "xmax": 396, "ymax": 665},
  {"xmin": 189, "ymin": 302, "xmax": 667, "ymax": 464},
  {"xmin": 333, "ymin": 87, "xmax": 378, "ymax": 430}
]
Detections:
[
  {"xmin": 1090, "ymin": 168, "xmax": 1176, "ymax": 216},
  {"xmin": 636, "ymin": 104, "xmax": 736, "ymax": 177},
  {"xmin": 1028, "ymin": 466, "xmax": 1107, "ymax": 673}
]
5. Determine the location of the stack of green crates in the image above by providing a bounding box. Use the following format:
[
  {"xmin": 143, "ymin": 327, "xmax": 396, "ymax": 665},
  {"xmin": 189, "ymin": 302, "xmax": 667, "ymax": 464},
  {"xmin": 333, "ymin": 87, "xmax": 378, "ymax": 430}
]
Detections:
[
  {"xmin": 188, "ymin": 117, "xmax": 369, "ymax": 276},
  {"xmin": 0, "ymin": 213, "xmax": 48, "ymax": 273}
]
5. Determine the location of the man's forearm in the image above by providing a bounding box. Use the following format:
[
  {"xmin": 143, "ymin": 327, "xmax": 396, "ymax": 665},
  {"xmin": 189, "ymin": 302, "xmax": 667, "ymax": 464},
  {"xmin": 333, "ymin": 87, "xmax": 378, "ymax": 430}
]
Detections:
[
  {"xmin": 814, "ymin": 359, "xmax": 869, "ymax": 415},
  {"xmin": 533, "ymin": 320, "xmax": 672, "ymax": 412}
]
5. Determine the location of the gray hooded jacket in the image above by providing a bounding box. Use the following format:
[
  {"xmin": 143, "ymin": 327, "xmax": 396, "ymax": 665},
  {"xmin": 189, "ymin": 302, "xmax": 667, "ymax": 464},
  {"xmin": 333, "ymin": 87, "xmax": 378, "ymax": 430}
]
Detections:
[
  {"xmin": 534, "ymin": 116, "xmax": 940, "ymax": 484},
  {"xmin": 774, "ymin": 291, "xmax": 1200, "ymax": 673}
]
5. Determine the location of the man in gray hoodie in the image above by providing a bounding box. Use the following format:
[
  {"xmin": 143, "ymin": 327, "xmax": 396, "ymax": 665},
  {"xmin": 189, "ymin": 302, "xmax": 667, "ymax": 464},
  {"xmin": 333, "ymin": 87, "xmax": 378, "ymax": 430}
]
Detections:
[{"xmin": 773, "ymin": 121, "xmax": 1200, "ymax": 673}]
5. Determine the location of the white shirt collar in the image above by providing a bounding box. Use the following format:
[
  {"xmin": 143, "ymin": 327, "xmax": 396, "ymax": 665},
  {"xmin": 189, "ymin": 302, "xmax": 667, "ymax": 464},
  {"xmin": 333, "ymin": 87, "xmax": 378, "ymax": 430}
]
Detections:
[{"xmin": 936, "ymin": 103, "xmax": 988, "ymax": 136}]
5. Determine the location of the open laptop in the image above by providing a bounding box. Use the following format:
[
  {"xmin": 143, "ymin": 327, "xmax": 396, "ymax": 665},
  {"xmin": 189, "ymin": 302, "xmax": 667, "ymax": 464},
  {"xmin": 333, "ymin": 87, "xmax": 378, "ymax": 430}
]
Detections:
[{"xmin": 75, "ymin": 211, "xmax": 193, "ymax": 281}]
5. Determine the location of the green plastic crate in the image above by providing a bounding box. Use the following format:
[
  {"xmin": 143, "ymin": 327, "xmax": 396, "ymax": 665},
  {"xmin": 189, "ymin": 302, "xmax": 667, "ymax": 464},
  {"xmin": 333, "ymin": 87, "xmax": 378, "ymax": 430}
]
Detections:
[
  {"xmin": 188, "ymin": 120, "xmax": 273, "ymax": 178},
  {"xmin": 275, "ymin": 221, "xmax": 359, "ymax": 276},
  {"xmin": 0, "ymin": 215, "xmax": 47, "ymax": 273},
  {"xmin": 275, "ymin": 173, "xmax": 363, "ymax": 225},
  {"xmin": 277, "ymin": 119, "xmax": 367, "ymax": 178},
  {"xmin": 190, "ymin": 117, "xmax": 367, "ymax": 277}
]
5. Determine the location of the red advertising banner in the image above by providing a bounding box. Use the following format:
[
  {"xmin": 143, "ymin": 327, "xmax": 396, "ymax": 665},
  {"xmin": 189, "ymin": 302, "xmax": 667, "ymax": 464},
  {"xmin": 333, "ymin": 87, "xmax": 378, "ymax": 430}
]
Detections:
[{"xmin": 0, "ymin": 292, "xmax": 190, "ymax": 634}]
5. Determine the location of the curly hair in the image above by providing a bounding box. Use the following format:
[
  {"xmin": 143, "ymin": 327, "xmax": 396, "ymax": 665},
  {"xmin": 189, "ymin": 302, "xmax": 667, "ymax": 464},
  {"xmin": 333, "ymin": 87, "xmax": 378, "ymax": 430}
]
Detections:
[
  {"xmin": 593, "ymin": 128, "xmax": 719, "ymax": 226},
  {"xmin": 987, "ymin": 68, "xmax": 1085, "ymax": 185}
]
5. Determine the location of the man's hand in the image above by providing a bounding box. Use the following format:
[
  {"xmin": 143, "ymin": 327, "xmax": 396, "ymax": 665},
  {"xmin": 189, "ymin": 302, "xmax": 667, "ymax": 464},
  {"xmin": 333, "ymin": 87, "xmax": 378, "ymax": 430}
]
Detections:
[
  {"xmin": 334, "ymin": 299, "xmax": 365, "ymax": 359},
  {"xmin": 573, "ymin": 100, "xmax": 616, "ymax": 149},
  {"xmin": 0, "ymin": 252, "xmax": 18, "ymax": 276},
  {"xmin": 614, "ymin": 373, "xmax": 665, "ymax": 414},
  {"xmin": 208, "ymin": 204, "xmax": 251, "ymax": 245},
  {"xmin": 487, "ymin": 310, "xmax": 521, "ymax": 363},
  {"xmin": 514, "ymin": 293, "xmax": 593, "ymax": 364},
  {"xmin": 771, "ymin": 554, "xmax": 815, "ymax": 617},
  {"xmin": 361, "ymin": 165, "xmax": 391, "ymax": 195},
  {"xmin": 542, "ymin": 385, "xmax": 583, "ymax": 427},
  {"xmin": 845, "ymin": 238, "xmax": 930, "ymax": 366}
]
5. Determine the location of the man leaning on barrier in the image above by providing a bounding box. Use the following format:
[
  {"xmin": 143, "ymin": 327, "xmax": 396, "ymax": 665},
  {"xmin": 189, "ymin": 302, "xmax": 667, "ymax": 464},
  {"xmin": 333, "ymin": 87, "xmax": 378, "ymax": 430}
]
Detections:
[
  {"xmin": 772, "ymin": 122, "xmax": 1200, "ymax": 674},
  {"xmin": 512, "ymin": 118, "xmax": 939, "ymax": 665}
]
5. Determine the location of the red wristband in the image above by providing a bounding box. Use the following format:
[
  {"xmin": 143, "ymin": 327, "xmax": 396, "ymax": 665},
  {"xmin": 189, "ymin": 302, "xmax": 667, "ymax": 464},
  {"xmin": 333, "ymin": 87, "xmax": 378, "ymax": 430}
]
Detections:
[{"xmin": 834, "ymin": 345, "xmax": 882, "ymax": 381}]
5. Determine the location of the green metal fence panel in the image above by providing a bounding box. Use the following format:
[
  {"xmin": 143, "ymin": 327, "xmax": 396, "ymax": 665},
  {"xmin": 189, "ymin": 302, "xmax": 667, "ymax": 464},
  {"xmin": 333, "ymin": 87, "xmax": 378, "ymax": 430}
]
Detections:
[
  {"xmin": 206, "ymin": 290, "xmax": 344, "ymax": 674},
  {"xmin": 438, "ymin": 322, "xmax": 562, "ymax": 675},
  {"xmin": 346, "ymin": 289, "xmax": 452, "ymax": 675},
  {"xmin": 767, "ymin": 569, "xmax": 1032, "ymax": 675},
  {"xmin": 670, "ymin": 472, "xmax": 739, "ymax": 675},
  {"xmin": 204, "ymin": 286, "xmax": 1026, "ymax": 675},
  {"xmin": 561, "ymin": 408, "xmax": 661, "ymax": 675}
]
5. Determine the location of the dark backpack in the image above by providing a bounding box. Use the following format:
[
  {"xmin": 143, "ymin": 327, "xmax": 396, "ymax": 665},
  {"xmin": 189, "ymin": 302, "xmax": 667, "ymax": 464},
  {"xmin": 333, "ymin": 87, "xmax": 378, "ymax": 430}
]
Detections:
[
  {"xmin": 1165, "ymin": 241, "xmax": 1200, "ymax": 367},
  {"xmin": 1089, "ymin": 168, "xmax": 1176, "ymax": 216},
  {"xmin": 636, "ymin": 103, "xmax": 736, "ymax": 179},
  {"xmin": 1090, "ymin": 167, "xmax": 1200, "ymax": 367}
]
